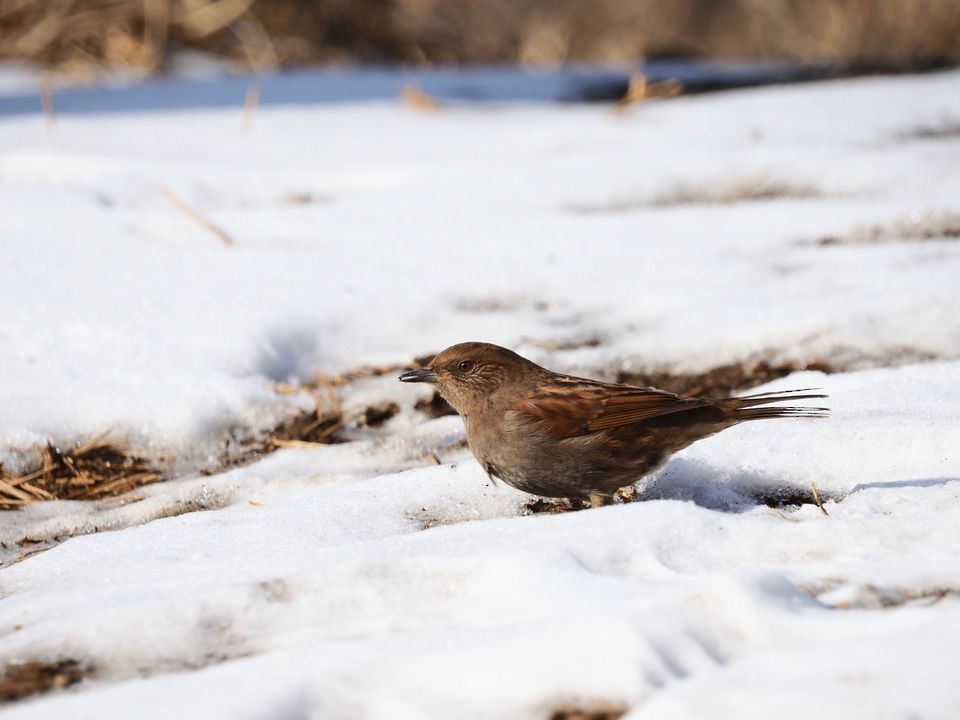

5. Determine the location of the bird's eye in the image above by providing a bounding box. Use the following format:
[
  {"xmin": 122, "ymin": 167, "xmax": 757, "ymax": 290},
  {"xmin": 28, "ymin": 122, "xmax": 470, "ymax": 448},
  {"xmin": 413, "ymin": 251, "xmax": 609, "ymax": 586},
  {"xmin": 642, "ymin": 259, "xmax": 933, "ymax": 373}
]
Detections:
[{"xmin": 457, "ymin": 360, "xmax": 475, "ymax": 373}]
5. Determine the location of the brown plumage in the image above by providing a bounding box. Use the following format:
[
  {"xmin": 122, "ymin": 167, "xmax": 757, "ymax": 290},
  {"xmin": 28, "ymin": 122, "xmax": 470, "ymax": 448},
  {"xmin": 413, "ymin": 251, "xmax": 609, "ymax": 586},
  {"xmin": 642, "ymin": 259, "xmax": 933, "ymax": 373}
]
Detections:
[{"xmin": 400, "ymin": 342, "xmax": 828, "ymax": 506}]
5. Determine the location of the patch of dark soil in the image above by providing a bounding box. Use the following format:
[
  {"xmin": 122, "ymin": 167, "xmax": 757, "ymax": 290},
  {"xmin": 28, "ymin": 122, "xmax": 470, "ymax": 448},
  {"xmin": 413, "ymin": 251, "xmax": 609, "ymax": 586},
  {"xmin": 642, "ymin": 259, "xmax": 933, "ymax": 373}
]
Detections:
[
  {"xmin": 359, "ymin": 402, "xmax": 400, "ymax": 428},
  {"xmin": 0, "ymin": 659, "xmax": 92, "ymax": 703},
  {"xmin": 255, "ymin": 578, "xmax": 295, "ymax": 603},
  {"xmin": 897, "ymin": 120, "xmax": 960, "ymax": 140},
  {"xmin": 0, "ymin": 435, "xmax": 162, "ymax": 509},
  {"xmin": 616, "ymin": 357, "xmax": 835, "ymax": 398},
  {"xmin": 415, "ymin": 392, "xmax": 457, "ymax": 419},
  {"xmin": 272, "ymin": 406, "xmax": 347, "ymax": 445},
  {"xmin": 550, "ymin": 706, "xmax": 627, "ymax": 720},
  {"xmin": 813, "ymin": 212, "xmax": 960, "ymax": 246},
  {"xmin": 749, "ymin": 484, "xmax": 837, "ymax": 512},
  {"xmin": 523, "ymin": 497, "xmax": 591, "ymax": 515}
]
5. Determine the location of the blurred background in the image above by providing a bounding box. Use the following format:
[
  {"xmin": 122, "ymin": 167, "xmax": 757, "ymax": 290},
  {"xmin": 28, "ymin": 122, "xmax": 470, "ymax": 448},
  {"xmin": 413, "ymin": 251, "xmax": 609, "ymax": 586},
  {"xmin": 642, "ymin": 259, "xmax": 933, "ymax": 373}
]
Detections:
[{"xmin": 3, "ymin": 0, "xmax": 959, "ymax": 77}]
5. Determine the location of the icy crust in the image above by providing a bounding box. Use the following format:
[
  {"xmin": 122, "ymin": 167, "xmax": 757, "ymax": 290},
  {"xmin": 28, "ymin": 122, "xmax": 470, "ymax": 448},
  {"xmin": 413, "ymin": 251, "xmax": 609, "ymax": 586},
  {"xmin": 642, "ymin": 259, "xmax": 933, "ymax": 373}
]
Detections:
[{"xmin": 1, "ymin": 70, "xmax": 960, "ymax": 463}]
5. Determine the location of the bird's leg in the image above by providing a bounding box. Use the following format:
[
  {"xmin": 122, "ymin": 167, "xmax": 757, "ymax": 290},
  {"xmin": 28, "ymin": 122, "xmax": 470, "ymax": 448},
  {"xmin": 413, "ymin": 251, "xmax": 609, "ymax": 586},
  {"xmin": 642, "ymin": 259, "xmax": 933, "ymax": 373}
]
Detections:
[
  {"xmin": 588, "ymin": 493, "xmax": 614, "ymax": 508},
  {"xmin": 485, "ymin": 470, "xmax": 499, "ymax": 488}
]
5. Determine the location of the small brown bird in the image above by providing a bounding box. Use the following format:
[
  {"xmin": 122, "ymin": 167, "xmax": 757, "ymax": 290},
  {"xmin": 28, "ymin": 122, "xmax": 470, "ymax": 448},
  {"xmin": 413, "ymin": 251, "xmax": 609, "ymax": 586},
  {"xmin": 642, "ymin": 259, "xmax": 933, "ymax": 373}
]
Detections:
[{"xmin": 400, "ymin": 342, "xmax": 827, "ymax": 506}]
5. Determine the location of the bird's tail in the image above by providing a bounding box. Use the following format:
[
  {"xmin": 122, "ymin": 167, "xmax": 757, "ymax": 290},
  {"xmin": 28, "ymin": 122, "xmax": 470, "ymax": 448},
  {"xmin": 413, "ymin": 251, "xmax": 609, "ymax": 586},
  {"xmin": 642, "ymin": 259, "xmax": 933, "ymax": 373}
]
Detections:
[{"xmin": 721, "ymin": 388, "xmax": 829, "ymax": 420}]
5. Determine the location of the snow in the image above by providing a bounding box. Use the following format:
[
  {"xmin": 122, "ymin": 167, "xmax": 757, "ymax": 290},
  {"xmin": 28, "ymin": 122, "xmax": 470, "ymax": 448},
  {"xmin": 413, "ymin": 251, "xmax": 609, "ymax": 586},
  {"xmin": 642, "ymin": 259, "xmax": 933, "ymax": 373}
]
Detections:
[{"xmin": 1, "ymin": 65, "xmax": 960, "ymax": 718}]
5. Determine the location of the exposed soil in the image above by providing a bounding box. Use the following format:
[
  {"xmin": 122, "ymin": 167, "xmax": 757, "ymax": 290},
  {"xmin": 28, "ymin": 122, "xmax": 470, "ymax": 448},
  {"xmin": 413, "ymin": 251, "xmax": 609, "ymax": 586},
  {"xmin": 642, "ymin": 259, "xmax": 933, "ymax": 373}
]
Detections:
[
  {"xmin": 897, "ymin": 120, "xmax": 960, "ymax": 140},
  {"xmin": 616, "ymin": 357, "xmax": 835, "ymax": 398},
  {"xmin": 415, "ymin": 391, "xmax": 457, "ymax": 419},
  {"xmin": 550, "ymin": 706, "xmax": 627, "ymax": 720},
  {"xmin": 0, "ymin": 659, "xmax": 91, "ymax": 703}
]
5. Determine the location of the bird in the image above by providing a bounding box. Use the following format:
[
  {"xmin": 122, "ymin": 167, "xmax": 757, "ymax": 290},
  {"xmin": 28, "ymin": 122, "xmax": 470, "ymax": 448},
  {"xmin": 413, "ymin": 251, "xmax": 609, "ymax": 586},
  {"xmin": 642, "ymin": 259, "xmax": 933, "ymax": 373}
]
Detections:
[{"xmin": 399, "ymin": 342, "xmax": 827, "ymax": 507}]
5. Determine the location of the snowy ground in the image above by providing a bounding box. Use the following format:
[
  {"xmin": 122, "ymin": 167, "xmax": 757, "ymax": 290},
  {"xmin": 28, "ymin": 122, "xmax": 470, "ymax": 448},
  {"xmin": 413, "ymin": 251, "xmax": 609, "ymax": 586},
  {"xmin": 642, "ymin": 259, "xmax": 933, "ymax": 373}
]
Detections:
[{"xmin": 1, "ymin": 65, "xmax": 959, "ymax": 718}]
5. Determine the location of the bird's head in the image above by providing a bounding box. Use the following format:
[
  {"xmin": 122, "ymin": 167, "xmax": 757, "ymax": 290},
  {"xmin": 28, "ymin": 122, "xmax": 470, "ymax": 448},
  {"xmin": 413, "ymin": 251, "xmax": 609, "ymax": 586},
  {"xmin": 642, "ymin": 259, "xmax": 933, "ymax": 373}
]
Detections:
[{"xmin": 399, "ymin": 342, "xmax": 538, "ymax": 415}]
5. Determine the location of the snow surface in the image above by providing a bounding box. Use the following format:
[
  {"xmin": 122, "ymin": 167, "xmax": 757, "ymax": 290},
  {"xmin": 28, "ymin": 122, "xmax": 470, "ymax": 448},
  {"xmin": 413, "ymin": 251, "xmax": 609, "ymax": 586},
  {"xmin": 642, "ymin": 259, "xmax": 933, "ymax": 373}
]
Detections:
[{"xmin": 1, "ymin": 66, "xmax": 960, "ymax": 718}]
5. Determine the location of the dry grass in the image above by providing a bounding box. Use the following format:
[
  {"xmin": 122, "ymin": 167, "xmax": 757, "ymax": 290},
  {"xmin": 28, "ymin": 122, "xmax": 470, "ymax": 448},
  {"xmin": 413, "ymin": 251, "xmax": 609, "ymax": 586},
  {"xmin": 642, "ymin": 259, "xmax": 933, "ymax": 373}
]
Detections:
[
  {"xmin": 2, "ymin": 0, "xmax": 958, "ymax": 77},
  {"xmin": 401, "ymin": 84, "xmax": 443, "ymax": 112},
  {"xmin": 652, "ymin": 176, "xmax": 823, "ymax": 207},
  {"xmin": 158, "ymin": 186, "xmax": 234, "ymax": 247},
  {"xmin": 569, "ymin": 176, "xmax": 823, "ymax": 214},
  {"xmin": 816, "ymin": 212, "xmax": 960, "ymax": 246},
  {"xmin": 0, "ymin": 434, "xmax": 160, "ymax": 510},
  {"xmin": 0, "ymin": 362, "xmax": 417, "ymax": 510},
  {"xmin": 263, "ymin": 375, "xmax": 400, "ymax": 452},
  {"xmin": 613, "ymin": 71, "xmax": 684, "ymax": 111}
]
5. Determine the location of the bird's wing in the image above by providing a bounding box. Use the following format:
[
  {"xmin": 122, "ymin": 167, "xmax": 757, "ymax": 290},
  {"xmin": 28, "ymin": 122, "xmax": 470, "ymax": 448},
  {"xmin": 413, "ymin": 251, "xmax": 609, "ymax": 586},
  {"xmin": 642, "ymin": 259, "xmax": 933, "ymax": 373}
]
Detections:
[{"xmin": 514, "ymin": 377, "xmax": 711, "ymax": 438}]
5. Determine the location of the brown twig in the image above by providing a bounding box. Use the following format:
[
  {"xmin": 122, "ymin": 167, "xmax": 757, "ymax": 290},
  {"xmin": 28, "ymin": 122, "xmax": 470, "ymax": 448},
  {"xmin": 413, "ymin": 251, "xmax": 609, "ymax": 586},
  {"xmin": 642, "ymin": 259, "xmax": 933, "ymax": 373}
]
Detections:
[
  {"xmin": 40, "ymin": 78, "xmax": 55, "ymax": 132},
  {"xmin": 242, "ymin": 78, "xmax": 261, "ymax": 128},
  {"xmin": 158, "ymin": 186, "xmax": 234, "ymax": 247},
  {"xmin": 401, "ymin": 84, "xmax": 442, "ymax": 113},
  {"xmin": 811, "ymin": 482, "xmax": 829, "ymax": 516}
]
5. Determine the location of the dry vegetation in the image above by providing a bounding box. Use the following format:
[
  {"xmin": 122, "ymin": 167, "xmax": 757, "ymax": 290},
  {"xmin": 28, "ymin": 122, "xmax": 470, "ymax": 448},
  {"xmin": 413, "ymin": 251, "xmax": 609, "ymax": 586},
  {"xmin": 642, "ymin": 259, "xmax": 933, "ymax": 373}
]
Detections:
[
  {"xmin": 651, "ymin": 176, "xmax": 822, "ymax": 207},
  {"xmin": 2, "ymin": 0, "xmax": 958, "ymax": 77},
  {"xmin": 549, "ymin": 706, "xmax": 627, "ymax": 720},
  {"xmin": 815, "ymin": 211, "xmax": 960, "ymax": 246},
  {"xmin": 0, "ymin": 435, "xmax": 160, "ymax": 510},
  {"xmin": 569, "ymin": 176, "xmax": 824, "ymax": 214}
]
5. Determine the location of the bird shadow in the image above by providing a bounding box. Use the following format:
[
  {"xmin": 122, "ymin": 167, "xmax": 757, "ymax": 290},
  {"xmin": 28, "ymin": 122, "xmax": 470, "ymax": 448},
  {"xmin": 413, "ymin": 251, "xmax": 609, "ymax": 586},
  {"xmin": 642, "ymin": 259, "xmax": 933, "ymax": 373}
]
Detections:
[
  {"xmin": 635, "ymin": 459, "xmax": 960, "ymax": 514},
  {"xmin": 847, "ymin": 477, "xmax": 960, "ymax": 494},
  {"xmin": 253, "ymin": 326, "xmax": 319, "ymax": 383},
  {"xmin": 634, "ymin": 457, "xmax": 838, "ymax": 514}
]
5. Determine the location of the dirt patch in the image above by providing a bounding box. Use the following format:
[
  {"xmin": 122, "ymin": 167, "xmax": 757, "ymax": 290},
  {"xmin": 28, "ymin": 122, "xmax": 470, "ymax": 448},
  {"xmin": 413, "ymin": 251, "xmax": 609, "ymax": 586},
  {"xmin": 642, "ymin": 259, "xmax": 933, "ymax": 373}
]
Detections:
[
  {"xmin": 898, "ymin": 120, "xmax": 960, "ymax": 140},
  {"xmin": 813, "ymin": 211, "xmax": 960, "ymax": 246},
  {"xmin": 0, "ymin": 435, "xmax": 161, "ymax": 510},
  {"xmin": 0, "ymin": 659, "xmax": 92, "ymax": 703},
  {"xmin": 415, "ymin": 392, "xmax": 457, "ymax": 419},
  {"xmin": 255, "ymin": 578, "xmax": 295, "ymax": 603},
  {"xmin": 549, "ymin": 705, "xmax": 627, "ymax": 720},
  {"xmin": 747, "ymin": 484, "xmax": 838, "ymax": 511}
]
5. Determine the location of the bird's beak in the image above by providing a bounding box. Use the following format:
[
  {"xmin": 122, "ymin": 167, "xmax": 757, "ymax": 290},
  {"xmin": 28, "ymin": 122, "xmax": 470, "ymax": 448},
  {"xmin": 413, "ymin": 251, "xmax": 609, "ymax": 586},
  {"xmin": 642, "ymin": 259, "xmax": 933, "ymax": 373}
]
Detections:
[{"xmin": 399, "ymin": 368, "xmax": 438, "ymax": 383}]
